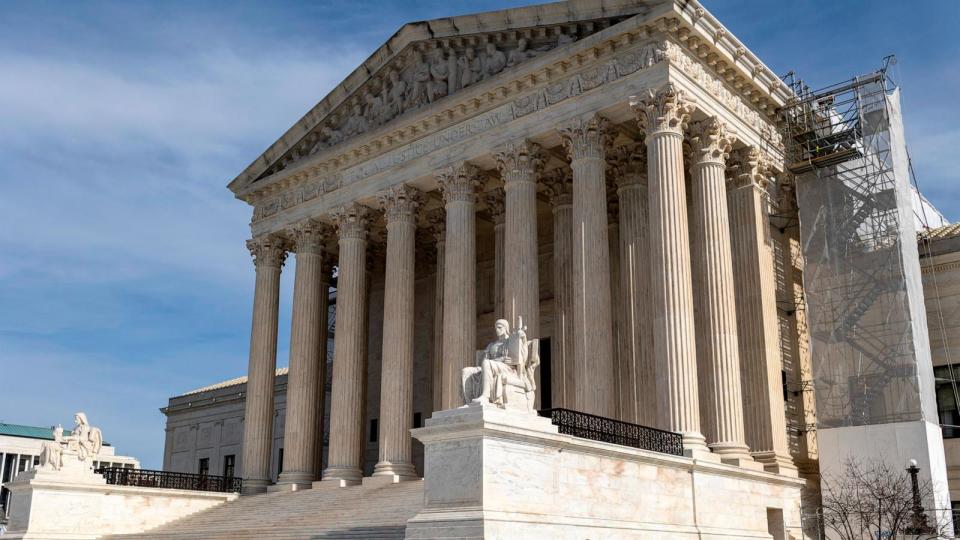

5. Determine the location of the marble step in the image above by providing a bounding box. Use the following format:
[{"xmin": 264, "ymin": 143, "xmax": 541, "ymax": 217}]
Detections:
[{"xmin": 103, "ymin": 482, "xmax": 423, "ymax": 540}]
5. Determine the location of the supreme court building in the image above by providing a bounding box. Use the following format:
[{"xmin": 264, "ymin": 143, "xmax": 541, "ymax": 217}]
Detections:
[
  {"xmin": 153, "ymin": 0, "xmax": 950, "ymax": 537},
  {"xmin": 229, "ymin": 0, "xmax": 801, "ymax": 490}
]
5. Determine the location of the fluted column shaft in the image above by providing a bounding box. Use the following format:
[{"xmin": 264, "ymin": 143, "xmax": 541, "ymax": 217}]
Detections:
[
  {"xmin": 688, "ymin": 119, "xmax": 750, "ymax": 460},
  {"xmin": 374, "ymin": 186, "xmax": 421, "ymax": 479},
  {"xmin": 312, "ymin": 263, "xmax": 332, "ymax": 479},
  {"xmin": 633, "ymin": 85, "xmax": 705, "ymax": 451},
  {"xmin": 728, "ymin": 148, "xmax": 796, "ymax": 474},
  {"xmin": 484, "ymin": 193, "xmax": 506, "ymax": 320},
  {"xmin": 497, "ymin": 141, "xmax": 542, "ymax": 334},
  {"xmin": 560, "ymin": 116, "xmax": 616, "ymax": 418},
  {"xmin": 608, "ymin": 199, "xmax": 627, "ymax": 420},
  {"xmin": 241, "ymin": 236, "xmax": 286, "ymax": 493},
  {"xmin": 438, "ymin": 164, "xmax": 479, "ymax": 410},
  {"xmin": 428, "ymin": 212, "xmax": 446, "ymax": 414},
  {"xmin": 278, "ymin": 223, "xmax": 330, "ymax": 488},
  {"xmin": 612, "ymin": 145, "xmax": 656, "ymax": 427},
  {"xmin": 323, "ymin": 205, "xmax": 369, "ymax": 485},
  {"xmin": 546, "ymin": 171, "xmax": 574, "ymax": 409}
]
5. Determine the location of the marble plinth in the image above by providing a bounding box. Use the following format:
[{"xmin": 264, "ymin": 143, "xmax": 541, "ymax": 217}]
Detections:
[
  {"xmin": 406, "ymin": 401, "xmax": 805, "ymax": 539},
  {"xmin": 3, "ymin": 468, "xmax": 237, "ymax": 540}
]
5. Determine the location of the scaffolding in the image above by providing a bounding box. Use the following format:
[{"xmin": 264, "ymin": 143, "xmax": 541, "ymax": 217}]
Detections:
[{"xmin": 783, "ymin": 59, "xmax": 939, "ymax": 429}]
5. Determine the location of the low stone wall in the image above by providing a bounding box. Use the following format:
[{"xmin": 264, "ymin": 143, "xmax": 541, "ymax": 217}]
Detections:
[
  {"xmin": 407, "ymin": 403, "xmax": 805, "ymax": 540},
  {"xmin": 4, "ymin": 470, "xmax": 237, "ymax": 539}
]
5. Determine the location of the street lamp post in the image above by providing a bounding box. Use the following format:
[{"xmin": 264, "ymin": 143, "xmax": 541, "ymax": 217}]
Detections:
[{"xmin": 905, "ymin": 459, "xmax": 934, "ymax": 536}]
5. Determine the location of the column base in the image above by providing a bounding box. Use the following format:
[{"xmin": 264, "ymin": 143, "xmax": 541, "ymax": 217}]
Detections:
[
  {"xmin": 317, "ymin": 466, "xmax": 363, "ymax": 487},
  {"xmin": 371, "ymin": 461, "xmax": 418, "ymax": 482},
  {"xmin": 270, "ymin": 471, "xmax": 315, "ymax": 492},
  {"xmin": 752, "ymin": 451, "xmax": 799, "ymax": 477},
  {"xmin": 681, "ymin": 432, "xmax": 719, "ymax": 461},
  {"xmin": 709, "ymin": 443, "xmax": 764, "ymax": 470},
  {"xmin": 240, "ymin": 478, "xmax": 270, "ymax": 495}
]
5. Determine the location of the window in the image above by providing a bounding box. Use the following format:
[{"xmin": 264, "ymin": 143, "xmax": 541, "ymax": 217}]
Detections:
[
  {"xmin": 782, "ymin": 370, "xmax": 789, "ymax": 402},
  {"xmin": 936, "ymin": 365, "xmax": 960, "ymax": 438},
  {"xmin": 278, "ymin": 448, "xmax": 284, "ymax": 475},
  {"xmin": 413, "ymin": 412, "xmax": 423, "ymax": 429},
  {"xmin": 369, "ymin": 419, "xmax": 379, "ymax": 443},
  {"xmin": 223, "ymin": 455, "xmax": 236, "ymax": 478},
  {"xmin": 198, "ymin": 458, "xmax": 209, "ymax": 476}
]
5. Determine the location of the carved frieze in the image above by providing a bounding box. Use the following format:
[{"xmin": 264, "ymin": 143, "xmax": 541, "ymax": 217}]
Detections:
[{"xmin": 262, "ymin": 27, "xmax": 600, "ymax": 178}]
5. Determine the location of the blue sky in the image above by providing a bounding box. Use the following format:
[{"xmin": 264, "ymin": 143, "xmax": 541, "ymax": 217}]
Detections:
[{"xmin": 1, "ymin": 0, "xmax": 957, "ymax": 469}]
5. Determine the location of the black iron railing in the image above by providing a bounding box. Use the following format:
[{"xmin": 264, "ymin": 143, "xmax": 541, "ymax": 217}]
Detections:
[
  {"xmin": 538, "ymin": 408, "xmax": 684, "ymax": 456},
  {"xmin": 95, "ymin": 467, "xmax": 242, "ymax": 493}
]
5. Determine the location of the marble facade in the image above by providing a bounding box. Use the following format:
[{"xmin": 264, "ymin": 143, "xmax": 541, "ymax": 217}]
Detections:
[{"xmin": 227, "ymin": 1, "xmax": 811, "ymax": 525}]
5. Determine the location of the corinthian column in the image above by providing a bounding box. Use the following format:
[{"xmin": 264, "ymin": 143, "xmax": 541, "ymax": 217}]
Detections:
[
  {"xmin": 312, "ymin": 258, "xmax": 333, "ymax": 479},
  {"xmin": 727, "ymin": 147, "xmax": 796, "ymax": 475},
  {"xmin": 496, "ymin": 140, "xmax": 543, "ymax": 334},
  {"xmin": 437, "ymin": 163, "xmax": 480, "ymax": 410},
  {"xmin": 427, "ymin": 209, "xmax": 445, "ymax": 414},
  {"xmin": 608, "ymin": 144, "xmax": 655, "ymax": 426},
  {"xmin": 322, "ymin": 204, "xmax": 369, "ymax": 486},
  {"xmin": 483, "ymin": 191, "xmax": 506, "ymax": 319},
  {"xmin": 277, "ymin": 221, "xmax": 331, "ymax": 490},
  {"xmin": 559, "ymin": 115, "xmax": 616, "ymax": 418},
  {"xmin": 631, "ymin": 84, "xmax": 706, "ymax": 453},
  {"xmin": 241, "ymin": 235, "xmax": 287, "ymax": 494},
  {"xmin": 544, "ymin": 169, "xmax": 574, "ymax": 410},
  {"xmin": 687, "ymin": 118, "xmax": 751, "ymax": 463},
  {"xmin": 373, "ymin": 185, "xmax": 422, "ymax": 481}
]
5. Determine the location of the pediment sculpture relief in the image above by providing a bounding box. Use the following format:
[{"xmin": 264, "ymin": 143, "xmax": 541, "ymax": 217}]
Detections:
[
  {"xmin": 264, "ymin": 23, "xmax": 615, "ymax": 178},
  {"xmin": 462, "ymin": 317, "xmax": 540, "ymax": 413}
]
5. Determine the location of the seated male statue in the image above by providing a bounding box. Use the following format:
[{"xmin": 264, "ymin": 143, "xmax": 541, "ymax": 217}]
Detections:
[{"xmin": 461, "ymin": 318, "xmax": 539, "ymax": 412}]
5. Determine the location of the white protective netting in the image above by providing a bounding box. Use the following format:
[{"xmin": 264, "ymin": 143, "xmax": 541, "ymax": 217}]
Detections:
[{"xmin": 793, "ymin": 78, "xmax": 938, "ymax": 429}]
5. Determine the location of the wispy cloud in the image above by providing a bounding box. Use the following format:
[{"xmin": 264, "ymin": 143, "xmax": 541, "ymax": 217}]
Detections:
[{"xmin": 0, "ymin": 4, "xmax": 364, "ymax": 465}]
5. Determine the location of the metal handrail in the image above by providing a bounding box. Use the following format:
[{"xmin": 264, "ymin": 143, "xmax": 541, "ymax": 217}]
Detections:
[
  {"xmin": 95, "ymin": 467, "xmax": 242, "ymax": 493},
  {"xmin": 538, "ymin": 408, "xmax": 684, "ymax": 456}
]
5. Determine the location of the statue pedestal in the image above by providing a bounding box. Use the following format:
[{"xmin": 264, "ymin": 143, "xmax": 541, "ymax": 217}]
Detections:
[
  {"xmin": 3, "ymin": 465, "xmax": 236, "ymax": 540},
  {"xmin": 406, "ymin": 401, "xmax": 806, "ymax": 539}
]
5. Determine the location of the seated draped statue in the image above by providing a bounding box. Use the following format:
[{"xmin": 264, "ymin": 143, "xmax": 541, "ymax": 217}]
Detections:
[
  {"xmin": 39, "ymin": 412, "xmax": 103, "ymax": 472},
  {"xmin": 461, "ymin": 318, "xmax": 539, "ymax": 412}
]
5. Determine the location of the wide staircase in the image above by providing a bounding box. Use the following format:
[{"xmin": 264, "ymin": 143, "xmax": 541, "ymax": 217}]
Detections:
[{"xmin": 104, "ymin": 481, "xmax": 424, "ymax": 540}]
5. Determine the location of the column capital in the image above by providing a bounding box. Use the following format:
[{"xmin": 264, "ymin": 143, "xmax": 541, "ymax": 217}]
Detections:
[
  {"xmin": 378, "ymin": 185, "xmax": 424, "ymax": 225},
  {"xmin": 288, "ymin": 220, "xmax": 332, "ymax": 255},
  {"xmin": 331, "ymin": 203, "xmax": 370, "ymax": 240},
  {"xmin": 726, "ymin": 146, "xmax": 774, "ymax": 190},
  {"xmin": 425, "ymin": 208, "xmax": 446, "ymax": 242},
  {"xmin": 495, "ymin": 140, "xmax": 543, "ymax": 183},
  {"xmin": 559, "ymin": 114, "xmax": 615, "ymax": 161},
  {"xmin": 606, "ymin": 142, "xmax": 647, "ymax": 189},
  {"xmin": 630, "ymin": 83, "xmax": 696, "ymax": 137},
  {"xmin": 246, "ymin": 235, "xmax": 288, "ymax": 269},
  {"xmin": 688, "ymin": 117, "xmax": 736, "ymax": 167},
  {"xmin": 483, "ymin": 190, "xmax": 506, "ymax": 225},
  {"xmin": 543, "ymin": 168, "xmax": 573, "ymax": 208},
  {"xmin": 436, "ymin": 162, "xmax": 481, "ymax": 204}
]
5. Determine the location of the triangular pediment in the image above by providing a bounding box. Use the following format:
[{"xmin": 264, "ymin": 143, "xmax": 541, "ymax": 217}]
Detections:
[{"xmin": 228, "ymin": 0, "xmax": 667, "ymax": 195}]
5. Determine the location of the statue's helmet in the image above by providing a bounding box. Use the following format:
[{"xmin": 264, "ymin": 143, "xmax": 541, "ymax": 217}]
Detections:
[{"xmin": 494, "ymin": 319, "xmax": 510, "ymax": 334}]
